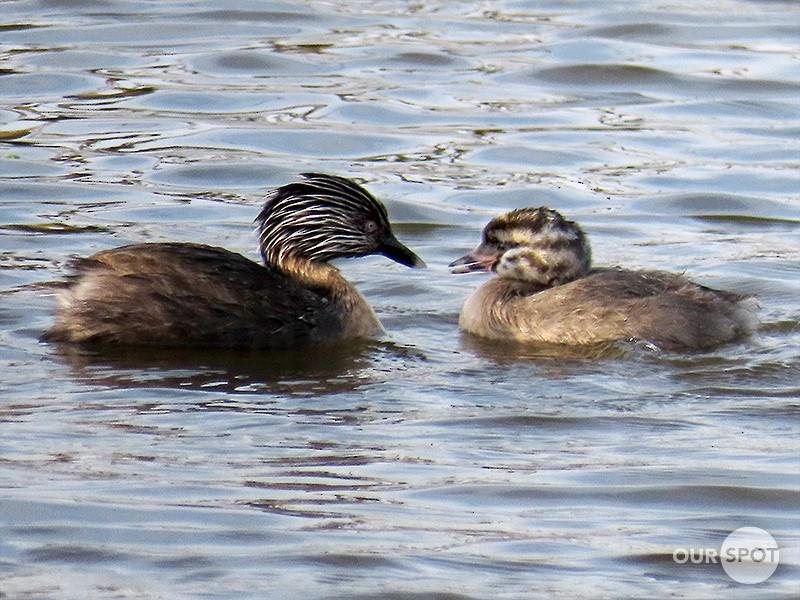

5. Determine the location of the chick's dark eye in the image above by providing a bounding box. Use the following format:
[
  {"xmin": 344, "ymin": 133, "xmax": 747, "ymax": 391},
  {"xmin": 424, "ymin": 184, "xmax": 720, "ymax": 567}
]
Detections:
[{"xmin": 485, "ymin": 237, "xmax": 508, "ymax": 251}]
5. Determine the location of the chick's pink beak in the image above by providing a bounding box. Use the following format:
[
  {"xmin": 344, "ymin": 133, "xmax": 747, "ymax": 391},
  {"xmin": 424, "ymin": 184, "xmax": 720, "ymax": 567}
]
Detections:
[{"xmin": 449, "ymin": 245, "xmax": 499, "ymax": 274}]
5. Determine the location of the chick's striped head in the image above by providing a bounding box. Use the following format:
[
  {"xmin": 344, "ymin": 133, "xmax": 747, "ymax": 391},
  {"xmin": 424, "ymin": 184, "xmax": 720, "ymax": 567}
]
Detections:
[
  {"xmin": 450, "ymin": 207, "xmax": 591, "ymax": 286},
  {"xmin": 256, "ymin": 173, "xmax": 424, "ymax": 269}
]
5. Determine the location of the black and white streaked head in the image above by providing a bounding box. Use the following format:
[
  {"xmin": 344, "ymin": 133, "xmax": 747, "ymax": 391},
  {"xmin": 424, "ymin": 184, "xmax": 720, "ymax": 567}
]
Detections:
[
  {"xmin": 256, "ymin": 173, "xmax": 425, "ymax": 269},
  {"xmin": 449, "ymin": 207, "xmax": 591, "ymax": 286}
]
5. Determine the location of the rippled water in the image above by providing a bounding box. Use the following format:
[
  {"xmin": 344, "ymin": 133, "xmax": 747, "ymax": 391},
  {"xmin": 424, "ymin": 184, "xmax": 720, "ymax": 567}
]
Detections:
[{"xmin": 2, "ymin": 1, "xmax": 799, "ymax": 598}]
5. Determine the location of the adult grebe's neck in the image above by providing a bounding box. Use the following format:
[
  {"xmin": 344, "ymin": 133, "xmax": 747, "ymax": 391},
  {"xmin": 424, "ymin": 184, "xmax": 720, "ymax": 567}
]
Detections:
[
  {"xmin": 272, "ymin": 256, "xmax": 346, "ymax": 294},
  {"xmin": 272, "ymin": 256, "xmax": 383, "ymax": 337}
]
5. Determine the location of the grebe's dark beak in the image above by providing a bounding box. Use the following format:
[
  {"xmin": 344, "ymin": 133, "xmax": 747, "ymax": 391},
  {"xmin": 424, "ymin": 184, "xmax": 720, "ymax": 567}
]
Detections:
[
  {"xmin": 449, "ymin": 244, "xmax": 499, "ymax": 274},
  {"xmin": 379, "ymin": 234, "xmax": 426, "ymax": 268}
]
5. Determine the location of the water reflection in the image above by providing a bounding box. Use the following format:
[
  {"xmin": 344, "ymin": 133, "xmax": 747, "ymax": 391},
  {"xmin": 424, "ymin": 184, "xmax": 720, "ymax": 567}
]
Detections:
[
  {"xmin": 458, "ymin": 333, "xmax": 640, "ymax": 362},
  {"xmin": 46, "ymin": 339, "xmax": 389, "ymax": 395}
]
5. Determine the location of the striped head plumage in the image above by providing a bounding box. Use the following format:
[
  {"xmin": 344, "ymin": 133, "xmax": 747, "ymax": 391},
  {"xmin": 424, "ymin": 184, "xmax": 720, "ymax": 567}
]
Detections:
[
  {"xmin": 450, "ymin": 207, "xmax": 591, "ymax": 286},
  {"xmin": 256, "ymin": 173, "xmax": 424, "ymax": 269}
]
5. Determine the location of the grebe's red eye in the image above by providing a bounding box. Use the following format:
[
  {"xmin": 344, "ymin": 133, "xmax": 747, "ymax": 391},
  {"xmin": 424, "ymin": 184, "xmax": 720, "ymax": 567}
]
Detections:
[{"xmin": 362, "ymin": 220, "xmax": 379, "ymax": 235}]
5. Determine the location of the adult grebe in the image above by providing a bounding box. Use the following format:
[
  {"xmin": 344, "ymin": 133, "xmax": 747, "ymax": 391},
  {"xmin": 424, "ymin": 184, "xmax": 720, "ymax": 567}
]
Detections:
[{"xmin": 45, "ymin": 173, "xmax": 424, "ymax": 348}]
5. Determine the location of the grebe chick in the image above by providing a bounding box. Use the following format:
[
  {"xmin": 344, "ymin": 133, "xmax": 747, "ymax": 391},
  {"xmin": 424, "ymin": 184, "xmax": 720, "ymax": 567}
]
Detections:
[
  {"xmin": 450, "ymin": 207, "xmax": 757, "ymax": 350},
  {"xmin": 45, "ymin": 173, "xmax": 424, "ymax": 348}
]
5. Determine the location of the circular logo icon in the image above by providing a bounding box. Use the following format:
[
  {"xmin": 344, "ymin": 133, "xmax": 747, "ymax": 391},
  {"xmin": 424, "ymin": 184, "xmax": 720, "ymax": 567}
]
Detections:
[{"xmin": 721, "ymin": 527, "xmax": 780, "ymax": 584}]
